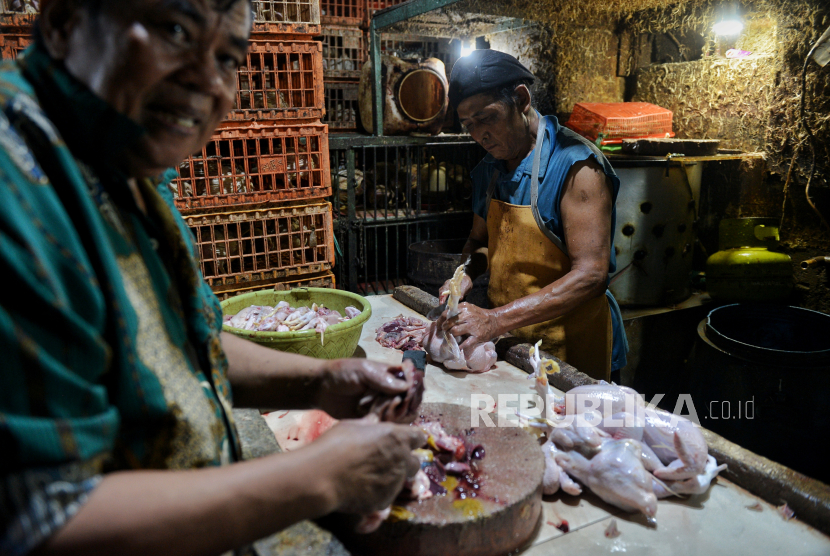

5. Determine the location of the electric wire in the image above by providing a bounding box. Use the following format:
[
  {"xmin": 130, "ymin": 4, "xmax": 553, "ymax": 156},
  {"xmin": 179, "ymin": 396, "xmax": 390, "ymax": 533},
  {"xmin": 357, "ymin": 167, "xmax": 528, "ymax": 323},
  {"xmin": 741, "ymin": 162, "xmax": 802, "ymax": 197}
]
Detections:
[{"xmin": 800, "ymin": 39, "xmax": 829, "ymax": 229}]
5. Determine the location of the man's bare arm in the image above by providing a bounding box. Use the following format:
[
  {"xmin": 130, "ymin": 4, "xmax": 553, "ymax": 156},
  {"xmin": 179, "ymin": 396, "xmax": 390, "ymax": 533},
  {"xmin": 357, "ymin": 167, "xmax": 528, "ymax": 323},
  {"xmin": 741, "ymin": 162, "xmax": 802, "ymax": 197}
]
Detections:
[{"xmin": 445, "ymin": 159, "xmax": 612, "ymax": 340}]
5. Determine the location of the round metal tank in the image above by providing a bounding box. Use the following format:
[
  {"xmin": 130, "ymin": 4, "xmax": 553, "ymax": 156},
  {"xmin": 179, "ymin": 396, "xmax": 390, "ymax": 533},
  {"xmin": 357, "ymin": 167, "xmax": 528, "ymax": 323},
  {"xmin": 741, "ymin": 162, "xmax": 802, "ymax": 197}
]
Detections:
[
  {"xmin": 359, "ymin": 56, "xmax": 448, "ymax": 136},
  {"xmin": 408, "ymin": 239, "xmax": 489, "ymax": 308},
  {"xmin": 687, "ymin": 304, "xmax": 830, "ymax": 483},
  {"xmin": 609, "ymin": 160, "xmax": 702, "ymax": 306}
]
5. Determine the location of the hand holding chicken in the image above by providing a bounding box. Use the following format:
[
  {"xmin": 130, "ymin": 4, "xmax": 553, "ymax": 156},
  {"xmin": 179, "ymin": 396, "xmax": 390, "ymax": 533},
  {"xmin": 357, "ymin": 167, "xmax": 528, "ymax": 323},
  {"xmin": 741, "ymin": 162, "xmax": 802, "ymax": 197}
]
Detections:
[
  {"xmin": 311, "ymin": 419, "xmax": 426, "ymax": 518},
  {"xmin": 315, "ymin": 359, "xmax": 424, "ymax": 422},
  {"xmin": 424, "ymin": 265, "xmax": 497, "ymax": 373}
]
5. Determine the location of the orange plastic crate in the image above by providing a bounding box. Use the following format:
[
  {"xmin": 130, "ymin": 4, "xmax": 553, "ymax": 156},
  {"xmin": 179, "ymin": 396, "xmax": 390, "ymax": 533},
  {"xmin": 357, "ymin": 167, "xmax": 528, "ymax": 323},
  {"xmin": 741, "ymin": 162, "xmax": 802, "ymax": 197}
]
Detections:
[
  {"xmin": 171, "ymin": 122, "xmax": 331, "ymax": 212},
  {"xmin": 212, "ymin": 270, "xmax": 335, "ymax": 299},
  {"xmin": 323, "ymin": 81, "xmax": 360, "ymax": 131},
  {"xmin": 186, "ymin": 202, "xmax": 335, "ymax": 287},
  {"xmin": 0, "ymin": 0, "xmax": 37, "ymax": 26},
  {"xmin": 0, "ymin": 30, "xmax": 30, "ymax": 60},
  {"xmin": 228, "ymin": 38, "xmax": 324, "ymax": 122},
  {"xmin": 251, "ymin": 0, "xmax": 320, "ymax": 35},
  {"xmin": 320, "ymin": 26, "xmax": 365, "ymax": 80},
  {"xmin": 565, "ymin": 102, "xmax": 674, "ymax": 144},
  {"xmin": 321, "ymin": 0, "xmax": 364, "ymax": 26}
]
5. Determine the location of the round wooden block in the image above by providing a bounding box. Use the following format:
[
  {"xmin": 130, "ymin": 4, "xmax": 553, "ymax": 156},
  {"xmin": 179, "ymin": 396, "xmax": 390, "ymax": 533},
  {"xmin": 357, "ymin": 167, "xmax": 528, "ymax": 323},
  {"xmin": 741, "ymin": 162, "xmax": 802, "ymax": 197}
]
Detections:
[{"xmin": 326, "ymin": 403, "xmax": 544, "ymax": 556}]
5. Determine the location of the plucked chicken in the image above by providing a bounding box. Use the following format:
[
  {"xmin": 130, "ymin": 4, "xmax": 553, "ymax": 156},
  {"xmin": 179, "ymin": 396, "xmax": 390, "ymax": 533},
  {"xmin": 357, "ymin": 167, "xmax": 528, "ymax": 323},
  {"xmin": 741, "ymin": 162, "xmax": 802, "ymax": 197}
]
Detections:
[{"xmin": 423, "ymin": 264, "xmax": 496, "ymax": 372}]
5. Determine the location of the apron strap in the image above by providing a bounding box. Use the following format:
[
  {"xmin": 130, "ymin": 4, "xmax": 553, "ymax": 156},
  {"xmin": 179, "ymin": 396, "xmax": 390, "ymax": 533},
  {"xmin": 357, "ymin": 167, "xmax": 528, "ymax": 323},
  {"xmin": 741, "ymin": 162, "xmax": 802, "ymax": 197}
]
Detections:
[
  {"xmin": 530, "ymin": 115, "xmax": 568, "ymax": 256},
  {"xmin": 484, "ymin": 167, "xmax": 499, "ymax": 219},
  {"xmin": 484, "ymin": 113, "xmax": 568, "ymax": 256}
]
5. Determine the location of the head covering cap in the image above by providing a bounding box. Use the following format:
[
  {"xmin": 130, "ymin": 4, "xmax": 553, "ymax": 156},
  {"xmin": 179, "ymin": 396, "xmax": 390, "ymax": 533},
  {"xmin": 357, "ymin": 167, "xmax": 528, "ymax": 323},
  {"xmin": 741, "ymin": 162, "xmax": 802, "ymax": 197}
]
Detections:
[{"xmin": 448, "ymin": 49, "xmax": 535, "ymax": 108}]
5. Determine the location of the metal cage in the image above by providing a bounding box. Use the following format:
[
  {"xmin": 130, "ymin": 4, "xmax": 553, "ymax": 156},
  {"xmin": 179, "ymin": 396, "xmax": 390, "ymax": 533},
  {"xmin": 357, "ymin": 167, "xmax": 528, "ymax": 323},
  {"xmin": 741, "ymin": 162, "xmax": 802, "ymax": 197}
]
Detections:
[{"xmin": 329, "ymin": 136, "xmax": 483, "ymax": 295}]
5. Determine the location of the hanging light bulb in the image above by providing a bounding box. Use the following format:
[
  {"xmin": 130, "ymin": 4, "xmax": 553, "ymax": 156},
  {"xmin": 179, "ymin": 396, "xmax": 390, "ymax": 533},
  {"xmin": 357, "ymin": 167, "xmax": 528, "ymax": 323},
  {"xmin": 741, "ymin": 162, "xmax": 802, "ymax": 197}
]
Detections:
[
  {"xmin": 713, "ymin": 19, "xmax": 744, "ymax": 36},
  {"xmin": 460, "ymin": 39, "xmax": 476, "ymax": 58},
  {"xmin": 713, "ymin": 4, "xmax": 744, "ymax": 36}
]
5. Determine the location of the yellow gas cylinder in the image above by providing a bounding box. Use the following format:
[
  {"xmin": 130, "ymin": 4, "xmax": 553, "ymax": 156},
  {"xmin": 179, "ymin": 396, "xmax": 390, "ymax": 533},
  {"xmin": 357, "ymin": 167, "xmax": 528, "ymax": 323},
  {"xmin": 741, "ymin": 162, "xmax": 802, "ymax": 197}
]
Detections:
[{"xmin": 705, "ymin": 218, "xmax": 793, "ymax": 301}]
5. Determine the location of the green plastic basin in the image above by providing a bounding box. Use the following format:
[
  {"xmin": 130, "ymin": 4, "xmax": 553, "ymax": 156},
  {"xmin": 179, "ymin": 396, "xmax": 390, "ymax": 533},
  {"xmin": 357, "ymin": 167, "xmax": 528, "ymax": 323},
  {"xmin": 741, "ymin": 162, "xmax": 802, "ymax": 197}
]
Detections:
[{"xmin": 221, "ymin": 288, "xmax": 372, "ymax": 359}]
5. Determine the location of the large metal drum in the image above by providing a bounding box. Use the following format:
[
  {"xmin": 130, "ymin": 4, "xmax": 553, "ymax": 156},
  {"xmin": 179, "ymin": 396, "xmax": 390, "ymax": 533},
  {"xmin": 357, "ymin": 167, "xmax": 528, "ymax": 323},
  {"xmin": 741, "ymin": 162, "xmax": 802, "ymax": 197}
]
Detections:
[
  {"xmin": 687, "ymin": 304, "xmax": 830, "ymax": 483},
  {"xmin": 609, "ymin": 160, "xmax": 702, "ymax": 306}
]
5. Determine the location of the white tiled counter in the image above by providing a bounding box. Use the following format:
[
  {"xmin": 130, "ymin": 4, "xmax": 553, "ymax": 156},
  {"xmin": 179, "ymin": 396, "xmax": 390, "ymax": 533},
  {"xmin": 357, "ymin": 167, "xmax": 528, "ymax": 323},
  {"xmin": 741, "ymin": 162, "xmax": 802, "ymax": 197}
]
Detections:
[{"xmin": 268, "ymin": 295, "xmax": 830, "ymax": 555}]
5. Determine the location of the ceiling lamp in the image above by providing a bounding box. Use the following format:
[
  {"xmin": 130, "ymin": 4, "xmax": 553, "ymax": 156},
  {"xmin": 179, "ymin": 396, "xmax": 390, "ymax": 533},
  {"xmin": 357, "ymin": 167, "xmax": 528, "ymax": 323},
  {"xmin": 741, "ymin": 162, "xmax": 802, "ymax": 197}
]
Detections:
[
  {"xmin": 713, "ymin": 4, "xmax": 743, "ymax": 36},
  {"xmin": 460, "ymin": 40, "xmax": 476, "ymax": 58}
]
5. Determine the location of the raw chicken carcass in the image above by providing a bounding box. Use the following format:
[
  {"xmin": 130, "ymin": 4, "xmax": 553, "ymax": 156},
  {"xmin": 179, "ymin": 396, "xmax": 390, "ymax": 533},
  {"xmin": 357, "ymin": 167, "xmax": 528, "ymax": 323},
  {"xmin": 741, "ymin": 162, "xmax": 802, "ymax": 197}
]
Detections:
[
  {"xmin": 359, "ymin": 359, "xmax": 424, "ymax": 424},
  {"xmin": 542, "ymin": 438, "xmax": 582, "ymax": 496},
  {"xmin": 520, "ymin": 368, "xmax": 725, "ymax": 517},
  {"xmin": 423, "ymin": 321, "xmax": 496, "ymax": 372},
  {"xmin": 653, "ymin": 455, "xmax": 727, "ymax": 498},
  {"xmin": 422, "ymin": 264, "xmax": 496, "ymax": 373},
  {"xmin": 642, "ymin": 407, "xmax": 709, "ymax": 481},
  {"xmin": 555, "ymin": 438, "xmax": 658, "ymax": 517},
  {"xmin": 564, "ymin": 382, "xmax": 646, "ymax": 419}
]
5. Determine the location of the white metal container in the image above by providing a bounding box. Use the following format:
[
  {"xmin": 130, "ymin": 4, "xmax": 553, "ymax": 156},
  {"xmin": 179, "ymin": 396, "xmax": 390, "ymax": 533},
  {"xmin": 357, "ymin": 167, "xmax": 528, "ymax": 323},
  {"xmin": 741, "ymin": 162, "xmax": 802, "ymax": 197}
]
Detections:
[{"xmin": 609, "ymin": 160, "xmax": 702, "ymax": 306}]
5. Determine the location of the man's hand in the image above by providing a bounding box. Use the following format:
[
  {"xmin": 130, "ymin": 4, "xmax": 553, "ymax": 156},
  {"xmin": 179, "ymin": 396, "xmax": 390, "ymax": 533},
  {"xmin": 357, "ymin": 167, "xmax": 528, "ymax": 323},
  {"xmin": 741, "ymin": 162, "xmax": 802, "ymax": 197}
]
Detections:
[
  {"xmin": 438, "ymin": 273, "xmax": 473, "ymax": 305},
  {"xmin": 312, "ymin": 420, "xmax": 426, "ymax": 515},
  {"xmin": 440, "ymin": 302, "xmax": 501, "ymax": 344},
  {"xmin": 314, "ymin": 359, "xmax": 423, "ymax": 422}
]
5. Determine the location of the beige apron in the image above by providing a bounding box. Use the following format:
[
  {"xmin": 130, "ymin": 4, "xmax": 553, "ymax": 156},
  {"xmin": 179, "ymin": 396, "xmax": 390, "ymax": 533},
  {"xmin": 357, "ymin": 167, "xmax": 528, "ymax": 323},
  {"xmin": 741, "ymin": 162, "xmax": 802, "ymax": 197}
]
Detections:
[{"xmin": 485, "ymin": 116, "xmax": 612, "ymax": 381}]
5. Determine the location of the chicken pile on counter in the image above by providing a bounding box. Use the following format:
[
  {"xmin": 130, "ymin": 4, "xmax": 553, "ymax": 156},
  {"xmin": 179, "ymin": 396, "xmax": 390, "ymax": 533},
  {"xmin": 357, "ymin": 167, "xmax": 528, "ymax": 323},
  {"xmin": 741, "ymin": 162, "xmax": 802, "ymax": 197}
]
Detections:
[
  {"xmin": 423, "ymin": 264, "xmax": 497, "ymax": 372},
  {"xmin": 522, "ymin": 342, "xmax": 727, "ymax": 520},
  {"xmin": 224, "ymin": 301, "xmax": 362, "ymax": 345}
]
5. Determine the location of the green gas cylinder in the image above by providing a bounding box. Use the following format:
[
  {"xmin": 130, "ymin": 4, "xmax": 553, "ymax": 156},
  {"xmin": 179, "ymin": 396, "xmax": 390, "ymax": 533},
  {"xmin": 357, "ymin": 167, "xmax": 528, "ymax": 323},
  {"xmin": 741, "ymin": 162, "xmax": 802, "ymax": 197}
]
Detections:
[{"xmin": 705, "ymin": 218, "xmax": 793, "ymax": 301}]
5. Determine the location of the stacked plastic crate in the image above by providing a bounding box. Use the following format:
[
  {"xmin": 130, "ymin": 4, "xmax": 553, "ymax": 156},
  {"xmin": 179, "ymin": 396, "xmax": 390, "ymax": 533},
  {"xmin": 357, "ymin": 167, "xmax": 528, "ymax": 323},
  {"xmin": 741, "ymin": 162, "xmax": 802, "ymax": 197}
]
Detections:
[
  {"xmin": 0, "ymin": 1, "xmax": 35, "ymax": 61},
  {"xmin": 170, "ymin": 0, "xmax": 336, "ymax": 300},
  {"xmin": 319, "ymin": 0, "xmax": 365, "ymax": 132}
]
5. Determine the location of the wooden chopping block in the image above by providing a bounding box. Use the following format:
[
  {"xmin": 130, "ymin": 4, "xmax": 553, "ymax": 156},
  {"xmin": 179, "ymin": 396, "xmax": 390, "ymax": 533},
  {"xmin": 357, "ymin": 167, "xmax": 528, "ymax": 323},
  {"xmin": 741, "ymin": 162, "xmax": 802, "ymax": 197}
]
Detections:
[{"xmin": 320, "ymin": 403, "xmax": 544, "ymax": 556}]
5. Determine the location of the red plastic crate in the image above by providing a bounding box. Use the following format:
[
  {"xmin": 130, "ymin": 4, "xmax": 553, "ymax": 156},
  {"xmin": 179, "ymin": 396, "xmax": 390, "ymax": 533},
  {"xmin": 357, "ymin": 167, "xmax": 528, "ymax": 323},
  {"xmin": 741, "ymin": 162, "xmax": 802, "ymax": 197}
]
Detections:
[
  {"xmin": 171, "ymin": 122, "xmax": 331, "ymax": 212},
  {"xmin": 320, "ymin": 26, "xmax": 365, "ymax": 80},
  {"xmin": 186, "ymin": 202, "xmax": 335, "ymax": 287},
  {"xmin": 565, "ymin": 102, "xmax": 674, "ymax": 144},
  {"xmin": 323, "ymin": 81, "xmax": 360, "ymax": 131},
  {"xmin": 212, "ymin": 270, "xmax": 335, "ymax": 299},
  {"xmin": 229, "ymin": 38, "xmax": 324, "ymax": 122},
  {"xmin": 0, "ymin": 0, "xmax": 36, "ymax": 25},
  {"xmin": 321, "ymin": 0, "xmax": 364, "ymax": 26},
  {"xmin": 0, "ymin": 29, "xmax": 30, "ymax": 60},
  {"xmin": 251, "ymin": 0, "xmax": 320, "ymax": 35}
]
